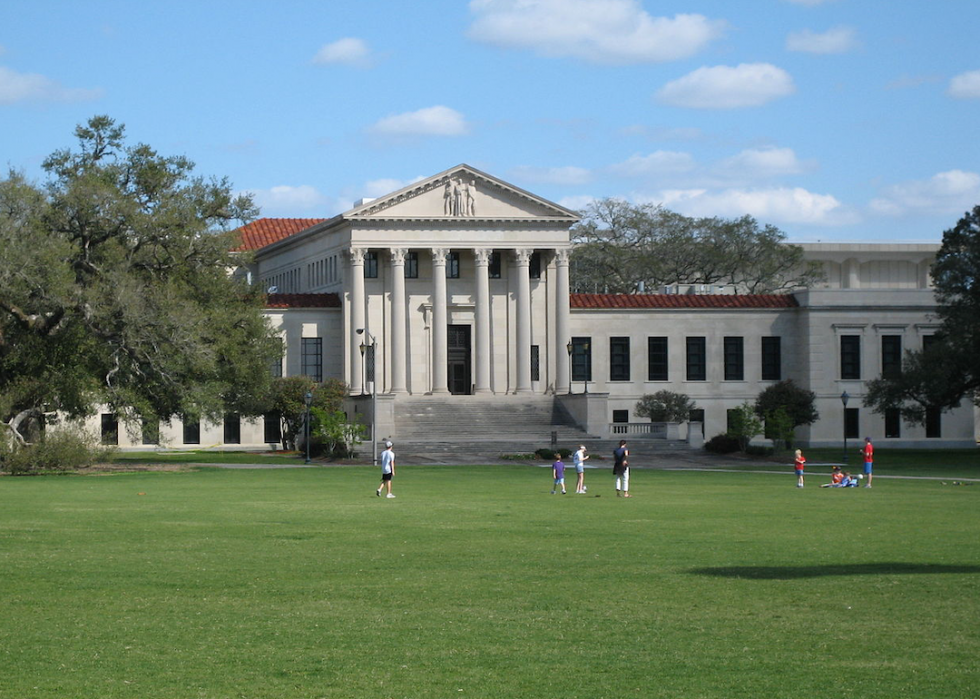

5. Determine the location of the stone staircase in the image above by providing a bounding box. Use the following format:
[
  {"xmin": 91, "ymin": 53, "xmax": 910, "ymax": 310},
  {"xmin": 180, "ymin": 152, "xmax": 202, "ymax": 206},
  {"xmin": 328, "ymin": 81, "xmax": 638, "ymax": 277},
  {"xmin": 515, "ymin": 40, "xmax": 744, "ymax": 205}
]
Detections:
[
  {"xmin": 392, "ymin": 394, "xmax": 591, "ymax": 444},
  {"xmin": 382, "ymin": 395, "xmax": 688, "ymax": 464}
]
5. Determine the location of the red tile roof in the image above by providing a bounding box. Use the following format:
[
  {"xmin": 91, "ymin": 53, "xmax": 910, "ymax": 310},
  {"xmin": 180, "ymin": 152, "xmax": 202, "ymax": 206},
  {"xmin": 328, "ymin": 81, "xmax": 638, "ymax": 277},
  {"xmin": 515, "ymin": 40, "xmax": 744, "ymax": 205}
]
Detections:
[
  {"xmin": 234, "ymin": 218, "xmax": 328, "ymax": 252},
  {"xmin": 265, "ymin": 293, "xmax": 342, "ymax": 309},
  {"xmin": 571, "ymin": 293, "xmax": 798, "ymax": 309}
]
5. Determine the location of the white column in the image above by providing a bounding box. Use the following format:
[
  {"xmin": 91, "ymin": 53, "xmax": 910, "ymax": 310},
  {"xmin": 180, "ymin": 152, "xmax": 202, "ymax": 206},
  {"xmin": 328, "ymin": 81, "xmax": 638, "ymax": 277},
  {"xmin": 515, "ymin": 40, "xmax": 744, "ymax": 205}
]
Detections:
[
  {"xmin": 348, "ymin": 247, "xmax": 366, "ymax": 395},
  {"xmin": 473, "ymin": 249, "xmax": 493, "ymax": 394},
  {"xmin": 431, "ymin": 248, "xmax": 450, "ymax": 394},
  {"xmin": 390, "ymin": 248, "xmax": 408, "ymax": 394},
  {"xmin": 555, "ymin": 248, "xmax": 571, "ymax": 395},
  {"xmin": 514, "ymin": 249, "xmax": 533, "ymax": 394}
]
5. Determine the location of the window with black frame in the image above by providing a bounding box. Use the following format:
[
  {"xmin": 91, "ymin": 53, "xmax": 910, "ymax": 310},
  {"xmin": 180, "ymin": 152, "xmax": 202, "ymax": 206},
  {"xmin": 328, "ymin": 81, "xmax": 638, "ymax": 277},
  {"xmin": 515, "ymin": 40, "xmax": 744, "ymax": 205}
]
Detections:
[
  {"xmin": 364, "ymin": 251, "xmax": 378, "ymax": 279},
  {"xmin": 686, "ymin": 337, "xmax": 706, "ymax": 381},
  {"xmin": 647, "ymin": 337, "xmax": 668, "ymax": 381},
  {"xmin": 761, "ymin": 336, "xmax": 781, "ymax": 381},
  {"xmin": 840, "ymin": 335, "xmax": 861, "ymax": 380},
  {"xmin": 571, "ymin": 337, "xmax": 592, "ymax": 382}
]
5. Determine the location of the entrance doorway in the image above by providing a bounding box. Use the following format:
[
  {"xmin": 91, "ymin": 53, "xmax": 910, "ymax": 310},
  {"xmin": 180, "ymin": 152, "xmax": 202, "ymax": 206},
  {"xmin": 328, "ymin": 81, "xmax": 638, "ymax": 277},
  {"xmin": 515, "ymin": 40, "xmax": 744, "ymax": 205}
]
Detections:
[{"xmin": 447, "ymin": 324, "xmax": 472, "ymax": 395}]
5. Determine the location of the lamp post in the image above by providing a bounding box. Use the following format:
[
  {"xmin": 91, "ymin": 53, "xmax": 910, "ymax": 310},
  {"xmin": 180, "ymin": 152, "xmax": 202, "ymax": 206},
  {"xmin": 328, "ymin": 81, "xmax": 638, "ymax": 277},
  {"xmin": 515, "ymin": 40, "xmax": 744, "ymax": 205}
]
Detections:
[
  {"xmin": 840, "ymin": 390, "xmax": 850, "ymax": 465},
  {"xmin": 566, "ymin": 340, "xmax": 573, "ymax": 395},
  {"xmin": 304, "ymin": 390, "xmax": 313, "ymax": 464},
  {"xmin": 358, "ymin": 341, "xmax": 367, "ymax": 396},
  {"xmin": 357, "ymin": 328, "xmax": 379, "ymax": 466}
]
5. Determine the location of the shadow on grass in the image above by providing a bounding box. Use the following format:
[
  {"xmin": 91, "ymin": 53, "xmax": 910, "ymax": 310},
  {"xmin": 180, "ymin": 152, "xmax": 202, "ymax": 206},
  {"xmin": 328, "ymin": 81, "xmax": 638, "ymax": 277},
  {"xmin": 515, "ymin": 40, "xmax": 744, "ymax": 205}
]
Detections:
[{"xmin": 689, "ymin": 563, "xmax": 980, "ymax": 580}]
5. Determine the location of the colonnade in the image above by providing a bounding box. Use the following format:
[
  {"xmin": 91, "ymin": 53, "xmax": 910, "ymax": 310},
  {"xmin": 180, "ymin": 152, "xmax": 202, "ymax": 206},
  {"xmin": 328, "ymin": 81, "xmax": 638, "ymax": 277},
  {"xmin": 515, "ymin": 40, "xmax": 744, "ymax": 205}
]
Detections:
[{"xmin": 348, "ymin": 246, "xmax": 571, "ymax": 396}]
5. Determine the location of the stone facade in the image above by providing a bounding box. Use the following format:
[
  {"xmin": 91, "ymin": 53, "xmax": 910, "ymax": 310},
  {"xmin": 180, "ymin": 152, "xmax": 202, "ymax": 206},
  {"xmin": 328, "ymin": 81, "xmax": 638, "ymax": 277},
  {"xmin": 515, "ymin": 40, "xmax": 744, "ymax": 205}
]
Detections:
[{"xmin": 90, "ymin": 165, "xmax": 976, "ymax": 449}]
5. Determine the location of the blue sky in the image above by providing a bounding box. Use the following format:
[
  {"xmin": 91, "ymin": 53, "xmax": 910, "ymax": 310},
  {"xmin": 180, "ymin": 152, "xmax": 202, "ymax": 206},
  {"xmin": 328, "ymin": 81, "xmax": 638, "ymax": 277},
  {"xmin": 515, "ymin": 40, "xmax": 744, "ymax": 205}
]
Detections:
[{"xmin": 2, "ymin": 0, "xmax": 978, "ymax": 242}]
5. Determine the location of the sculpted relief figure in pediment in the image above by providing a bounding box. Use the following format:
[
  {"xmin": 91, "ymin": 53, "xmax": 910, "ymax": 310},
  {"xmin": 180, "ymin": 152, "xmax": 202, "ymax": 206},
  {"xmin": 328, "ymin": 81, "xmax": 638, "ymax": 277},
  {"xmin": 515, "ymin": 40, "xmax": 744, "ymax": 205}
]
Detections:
[{"xmin": 443, "ymin": 176, "xmax": 477, "ymax": 217}]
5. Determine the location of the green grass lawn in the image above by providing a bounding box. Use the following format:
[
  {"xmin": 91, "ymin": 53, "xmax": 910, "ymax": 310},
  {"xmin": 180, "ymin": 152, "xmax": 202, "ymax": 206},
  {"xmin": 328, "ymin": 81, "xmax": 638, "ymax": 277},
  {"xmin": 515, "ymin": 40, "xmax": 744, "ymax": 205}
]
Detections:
[{"xmin": 2, "ymin": 465, "xmax": 978, "ymax": 698}]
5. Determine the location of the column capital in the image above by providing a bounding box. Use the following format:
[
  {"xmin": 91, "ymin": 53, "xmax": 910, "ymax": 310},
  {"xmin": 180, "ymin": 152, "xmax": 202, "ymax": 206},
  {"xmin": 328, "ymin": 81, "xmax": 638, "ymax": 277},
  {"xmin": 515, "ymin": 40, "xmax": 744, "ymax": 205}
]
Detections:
[
  {"xmin": 554, "ymin": 248, "xmax": 571, "ymax": 266},
  {"xmin": 431, "ymin": 248, "xmax": 449, "ymax": 264},
  {"xmin": 389, "ymin": 247, "xmax": 407, "ymax": 265},
  {"xmin": 473, "ymin": 248, "xmax": 492, "ymax": 267},
  {"xmin": 512, "ymin": 248, "xmax": 533, "ymax": 266},
  {"xmin": 348, "ymin": 247, "xmax": 366, "ymax": 265}
]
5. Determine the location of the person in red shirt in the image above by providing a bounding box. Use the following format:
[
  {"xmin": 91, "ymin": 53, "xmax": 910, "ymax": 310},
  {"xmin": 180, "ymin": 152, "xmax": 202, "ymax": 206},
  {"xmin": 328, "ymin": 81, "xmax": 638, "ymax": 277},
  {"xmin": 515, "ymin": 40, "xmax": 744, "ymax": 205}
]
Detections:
[
  {"xmin": 861, "ymin": 437, "xmax": 874, "ymax": 488},
  {"xmin": 794, "ymin": 449, "xmax": 806, "ymax": 488}
]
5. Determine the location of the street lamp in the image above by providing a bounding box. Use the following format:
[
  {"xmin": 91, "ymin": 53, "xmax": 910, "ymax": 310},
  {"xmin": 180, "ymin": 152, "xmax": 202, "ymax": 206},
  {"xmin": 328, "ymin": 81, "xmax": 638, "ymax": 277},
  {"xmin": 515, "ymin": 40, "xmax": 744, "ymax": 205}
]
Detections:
[
  {"xmin": 304, "ymin": 389, "xmax": 313, "ymax": 464},
  {"xmin": 566, "ymin": 340, "xmax": 573, "ymax": 395},
  {"xmin": 357, "ymin": 328, "xmax": 379, "ymax": 466},
  {"xmin": 840, "ymin": 390, "xmax": 850, "ymax": 465},
  {"xmin": 358, "ymin": 340, "xmax": 367, "ymax": 396}
]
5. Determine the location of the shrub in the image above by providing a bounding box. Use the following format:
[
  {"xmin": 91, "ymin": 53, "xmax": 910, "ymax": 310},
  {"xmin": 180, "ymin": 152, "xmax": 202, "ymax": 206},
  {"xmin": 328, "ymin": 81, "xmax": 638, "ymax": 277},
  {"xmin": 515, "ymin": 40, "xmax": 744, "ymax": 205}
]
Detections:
[
  {"xmin": 0, "ymin": 426, "xmax": 113, "ymax": 475},
  {"xmin": 635, "ymin": 391, "xmax": 696, "ymax": 423},
  {"xmin": 704, "ymin": 434, "xmax": 740, "ymax": 454},
  {"xmin": 534, "ymin": 447, "xmax": 572, "ymax": 461}
]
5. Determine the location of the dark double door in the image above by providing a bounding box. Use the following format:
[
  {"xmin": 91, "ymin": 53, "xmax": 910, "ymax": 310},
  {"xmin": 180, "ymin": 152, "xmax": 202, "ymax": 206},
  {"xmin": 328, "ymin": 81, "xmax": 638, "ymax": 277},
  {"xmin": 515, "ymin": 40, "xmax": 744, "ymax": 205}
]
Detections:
[{"xmin": 447, "ymin": 324, "xmax": 472, "ymax": 395}]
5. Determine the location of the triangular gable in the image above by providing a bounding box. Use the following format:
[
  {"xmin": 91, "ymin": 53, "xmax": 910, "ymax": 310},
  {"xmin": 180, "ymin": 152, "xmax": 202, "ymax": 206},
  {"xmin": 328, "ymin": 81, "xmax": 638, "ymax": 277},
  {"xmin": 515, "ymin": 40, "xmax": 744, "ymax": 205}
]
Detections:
[{"xmin": 345, "ymin": 164, "xmax": 580, "ymax": 222}]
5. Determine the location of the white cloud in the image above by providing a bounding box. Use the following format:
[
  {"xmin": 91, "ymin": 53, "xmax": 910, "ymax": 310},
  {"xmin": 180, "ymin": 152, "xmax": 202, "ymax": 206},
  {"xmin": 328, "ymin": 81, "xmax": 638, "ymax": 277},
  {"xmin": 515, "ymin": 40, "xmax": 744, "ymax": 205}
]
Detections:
[
  {"xmin": 654, "ymin": 186, "xmax": 849, "ymax": 225},
  {"xmin": 558, "ymin": 194, "xmax": 597, "ymax": 212},
  {"xmin": 609, "ymin": 151, "xmax": 696, "ymax": 177},
  {"xmin": 656, "ymin": 63, "xmax": 795, "ymax": 109},
  {"xmin": 716, "ymin": 147, "xmax": 809, "ymax": 179},
  {"xmin": 870, "ymin": 170, "xmax": 980, "ymax": 216},
  {"xmin": 362, "ymin": 176, "xmax": 426, "ymax": 198},
  {"xmin": 0, "ymin": 66, "xmax": 102, "ymax": 105},
  {"xmin": 947, "ymin": 70, "xmax": 980, "ymax": 99},
  {"xmin": 313, "ymin": 37, "xmax": 371, "ymax": 66},
  {"xmin": 467, "ymin": 0, "xmax": 725, "ymax": 65},
  {"xmin": 511, "ymin": 165, "xmax": 592, "ymax": 186},
  {"xmin": 368, "ymin": 106, "xmax": 469, "ymax": 138},
  {"xmin": 786, "ymin": 26, "xmax": 858, "ymax": 54},
  {"xmin": 248, "ymin": 185, "xmax": 328, "ymax": 213}
]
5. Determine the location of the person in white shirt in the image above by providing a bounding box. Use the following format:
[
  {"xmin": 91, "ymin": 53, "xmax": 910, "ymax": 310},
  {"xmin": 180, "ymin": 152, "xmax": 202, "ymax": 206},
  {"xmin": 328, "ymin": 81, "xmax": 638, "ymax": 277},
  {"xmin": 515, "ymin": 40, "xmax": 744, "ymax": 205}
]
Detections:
[
  {"xmin": 376, "ymin": 441, "xmax": 396, "ymax": 498},
  {"xmin": 573, "ymin": 445, "xmax": 589, "ymax": 493}
]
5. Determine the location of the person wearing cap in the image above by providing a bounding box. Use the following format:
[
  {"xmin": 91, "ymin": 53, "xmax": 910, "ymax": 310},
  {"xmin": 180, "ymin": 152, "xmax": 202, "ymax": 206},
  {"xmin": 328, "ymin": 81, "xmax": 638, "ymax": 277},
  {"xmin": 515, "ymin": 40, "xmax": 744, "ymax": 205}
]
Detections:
[
  {"xmin": 573, "ymin": 445, "xmax": 589, "ymax": 493},
  {"xmin": 376, "ymin": 441, "xmax": 396, "ymax": 498}
]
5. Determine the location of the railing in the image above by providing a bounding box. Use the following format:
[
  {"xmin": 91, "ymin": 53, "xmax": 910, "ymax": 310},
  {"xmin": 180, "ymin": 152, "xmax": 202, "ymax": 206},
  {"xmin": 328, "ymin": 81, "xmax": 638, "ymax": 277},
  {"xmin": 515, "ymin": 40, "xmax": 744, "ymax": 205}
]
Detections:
[{"xmin": 610, "ymin": 422, "xmax": 667, "ymax": 438}]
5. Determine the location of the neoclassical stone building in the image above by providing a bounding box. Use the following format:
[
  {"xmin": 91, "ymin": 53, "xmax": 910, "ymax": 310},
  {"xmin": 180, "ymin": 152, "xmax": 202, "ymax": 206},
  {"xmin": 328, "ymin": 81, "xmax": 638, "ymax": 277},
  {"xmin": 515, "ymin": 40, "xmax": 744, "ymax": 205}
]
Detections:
[{"xmin": 94, "ymin": 165, "xmax": 977, "ymax": 449}]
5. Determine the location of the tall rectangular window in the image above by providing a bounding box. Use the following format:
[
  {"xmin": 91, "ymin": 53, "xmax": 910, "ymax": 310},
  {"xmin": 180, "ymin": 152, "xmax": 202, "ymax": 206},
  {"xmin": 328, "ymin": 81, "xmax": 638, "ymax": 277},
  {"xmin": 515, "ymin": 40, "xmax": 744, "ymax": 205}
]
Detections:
[
  {"xmin": 884, "ymin": 408, "xmax": 901, "ymax": 438},
  {"xmin": 489, "ymin": 251, "xmax": 502, "ymax": 279},
  {"xmin": 101, "ymin": 413, "xmax": 118, "ymax": 446},
  {"xmin": 571, "ymin": 337, "xmax": 592, "ymax": 382},
  {"xmin": 845, "ymin": 408, "xmax": 860, "ymax": 440},
  {"xmin": 264, "ymin": 413, "xmax": 282, "ymax": 445},
  {"xmin": 925, "ymin": 407, "xmax": 942, "ymax": 438},
  {"xmin": 686, "ymin": 337, "xmax": 706, "ymax": 381},
  {"xmin": 881, "ymin": 335, "xmax": 902, "ymax": 379},
  {"xmin": 647, "ymin": 337, "xmax": 668, "ymax": 381},
  {"xmin": 761, "ymin": 336, "xmax": 781, "ymax": 381},
  {"xmin": 364, "ymin": 251, "xmax": 378, "ymax": 279},
  {"xmin": 302, "ymin": 338, "xmax": 323, "ymax": 382},
  {"xmin": 183, "ymin": 416, "xmax": 201, "ymax": 445},
  {"xmin": 405, "ymin": 252, "xmax": 418, "ymax": 279},
  {"xmin": 446, "ymin": 251, "xmax": 460, "ymax": 278},
  {"xmin": 529, "ymin": 252, "xmax": 542, "ymax": 279},
  {"xmin": 609, "ymin": 337, "xmax": 630, "ymax": 381},
  {"xmin": 724, "ymin": 336, "xmax": 744, "ymax": 381},
  {"xmin": 224, "ymin": 414, "xmax": 241, "ymax": 445},
  {"xmin": 531, "ymin": 345, "xmax": 540, "ymax": 382},
  {"xmin": 840, "ymin": 335, "xmax": 861, "ymax": 380},
  {"xmin": 141, "ymin": 417, "xmax": 160, "ymax": 445},
  {"xmin": 269, "ymin": 337, "xmax": 283, "ymax": 378}
]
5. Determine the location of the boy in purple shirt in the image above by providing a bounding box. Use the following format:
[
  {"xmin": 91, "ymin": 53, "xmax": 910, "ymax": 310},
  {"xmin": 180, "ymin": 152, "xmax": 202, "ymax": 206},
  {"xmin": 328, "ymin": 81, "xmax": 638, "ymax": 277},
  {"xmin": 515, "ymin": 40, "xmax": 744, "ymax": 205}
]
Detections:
[{"xmin": 552, "ymin": 456, "xmax": 566, "ymax": 494}]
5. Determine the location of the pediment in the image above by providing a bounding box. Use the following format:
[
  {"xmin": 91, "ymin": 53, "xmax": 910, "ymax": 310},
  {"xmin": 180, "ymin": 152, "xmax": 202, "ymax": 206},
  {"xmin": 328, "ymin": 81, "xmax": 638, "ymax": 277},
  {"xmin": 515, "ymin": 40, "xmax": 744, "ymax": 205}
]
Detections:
[{"xmin": 345, "ymin": 165, "xmax": 579, "ymax": 222}]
